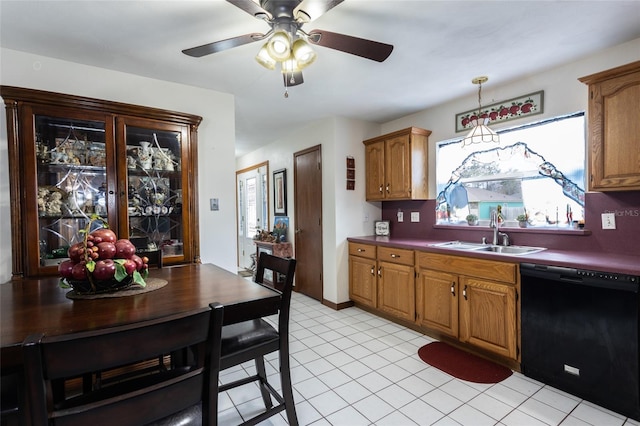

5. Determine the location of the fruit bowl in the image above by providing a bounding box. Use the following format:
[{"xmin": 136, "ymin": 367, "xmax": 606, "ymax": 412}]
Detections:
[
  {"xmin": 59, "ymin": 215, "xmax": 149, "ymax": 294},
  {"xmin": 66, "ymin": 275, "xmax": 134, "ymax": 295}
]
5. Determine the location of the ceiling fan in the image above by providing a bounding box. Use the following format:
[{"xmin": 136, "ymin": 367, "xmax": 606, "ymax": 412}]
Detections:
[{"xmin": 182, "ymin": 0, "xmax": 393, "ymax": 90}]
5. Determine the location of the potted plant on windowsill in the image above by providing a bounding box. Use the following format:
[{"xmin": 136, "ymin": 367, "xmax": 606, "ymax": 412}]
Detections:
[
  {"xmin": 517, "ymin": 214, "xmax": 529, "ymax": 228},
  {"xmin": 466, "ymin": 214, "xmax": 479, "ymax": 226}
]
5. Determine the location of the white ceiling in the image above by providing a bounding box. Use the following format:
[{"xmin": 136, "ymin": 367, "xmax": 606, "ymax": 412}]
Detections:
[{"xmin": 1, "ymin": 1, "xmax": 639, "ymax": 156}]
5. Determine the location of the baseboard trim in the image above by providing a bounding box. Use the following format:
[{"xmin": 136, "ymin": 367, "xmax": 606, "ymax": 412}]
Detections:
[{"xmin": 322, "ymin": 299, "xmax": 354, "ymax": 311}]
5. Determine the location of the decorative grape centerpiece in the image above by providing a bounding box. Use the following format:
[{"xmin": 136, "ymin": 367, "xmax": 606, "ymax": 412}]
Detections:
[{"xmin": 59, "ymin": 215, "xmax": 149, "ymax": 294}]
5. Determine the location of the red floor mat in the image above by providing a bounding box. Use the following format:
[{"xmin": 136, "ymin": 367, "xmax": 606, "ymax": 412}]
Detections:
[{"xmin": 418, "ymin": 342, "xmax": 513, "ymax": 384}]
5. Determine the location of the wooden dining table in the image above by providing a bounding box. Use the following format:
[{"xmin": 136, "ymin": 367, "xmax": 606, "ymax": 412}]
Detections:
[{"xmin": 0, "ymin": 263, "xmax": 280, "ymax": 371}]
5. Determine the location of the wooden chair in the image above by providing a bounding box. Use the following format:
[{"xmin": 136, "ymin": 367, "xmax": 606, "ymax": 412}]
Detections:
[
  {"xmin": 0, "ymin": 369, "xmax": 20, "ymax": 426},
  {"xmin": 22, "ymin": 303, "xmax": 224, "ymax": 426},
  {"xmin": 219, "ymin": 253, "xmax": 298, "ymax": 426}
]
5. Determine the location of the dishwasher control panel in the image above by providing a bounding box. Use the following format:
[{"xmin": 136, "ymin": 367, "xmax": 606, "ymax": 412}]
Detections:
[
  {"xmin": 521, "ymin": 263, "xmax": 639, "ymax": 292},
  {"xmin": 576, "ymin": 269, "xmax": 638, "ymax": 283}
]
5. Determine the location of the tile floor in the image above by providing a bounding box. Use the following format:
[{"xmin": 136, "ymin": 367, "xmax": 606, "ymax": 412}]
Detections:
[{"xmin": 218, "ymin": 290, "xmax": 639, "ymax": 426}]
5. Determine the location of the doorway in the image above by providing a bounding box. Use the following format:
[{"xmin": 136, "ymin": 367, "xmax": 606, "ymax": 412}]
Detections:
[
  {"xmin": 236, "ymin": 162, "xmax": 269, "ymax": 271},
  {"xmin": 294, "ymin": 145, "xmax": 323, "ymax": 301}
]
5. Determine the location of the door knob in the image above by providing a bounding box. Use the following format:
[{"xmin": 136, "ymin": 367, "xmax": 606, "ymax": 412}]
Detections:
[{"xmin": 295, "ymin": 228, "xmax": 301, "ymax": 234}]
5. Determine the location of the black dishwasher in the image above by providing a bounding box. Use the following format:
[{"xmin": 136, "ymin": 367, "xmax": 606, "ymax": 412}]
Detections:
[{"xmin": 521, "ymin": 263, "xmax": 640, "ymax": 420}]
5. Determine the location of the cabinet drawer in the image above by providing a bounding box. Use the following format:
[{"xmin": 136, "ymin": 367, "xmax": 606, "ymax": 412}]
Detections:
[
  {"xmin": 349, "ymin": 243, "xmax": 377, "ymax": 260},
  {"xmin": 417, "ymin": 252, "xmax": 517, "ymax": 284},
  {"xmin": 378, "ymin": 246, "xmax": 414, "ymax": 266}
]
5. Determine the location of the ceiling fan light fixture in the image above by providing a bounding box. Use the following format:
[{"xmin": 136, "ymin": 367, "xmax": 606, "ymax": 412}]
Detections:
[
  {"xmin": 292, "ymin": 38, "xmax": 316, "ymax": 69},
  {"xmin": 462, "ymin": 76, "xmax": 500, "ymax": 148},
  {"xmin": 266, "ymin": 30, "xmax": 291, "ymax": 61},
  {"xmin": 255, "ymin": 44, "xmax": 277, "ymax": 70},
  {"xmin": 281, "ymin": 57, "xmax": 301, "ymax": 74}
]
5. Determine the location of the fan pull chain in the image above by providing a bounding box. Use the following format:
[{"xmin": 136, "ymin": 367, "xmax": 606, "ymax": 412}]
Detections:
[{"xmin": 283, "ymin": 65, "xmax": 289, "ymax": 98}]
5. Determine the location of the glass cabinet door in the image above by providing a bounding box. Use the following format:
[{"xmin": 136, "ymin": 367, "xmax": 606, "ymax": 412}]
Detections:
[
  {"xmin": 119, "ymin": 118, "xmax": 190, "ymax": 263},
  {"xmin": 28, "ymin": 108, "xmax": 116, "ymax": 275}
]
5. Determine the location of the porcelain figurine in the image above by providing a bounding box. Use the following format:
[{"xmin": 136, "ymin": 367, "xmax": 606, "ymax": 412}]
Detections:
[{"xmin": 138, "ymin": 141, "xmax": 153, "ymax": 169}]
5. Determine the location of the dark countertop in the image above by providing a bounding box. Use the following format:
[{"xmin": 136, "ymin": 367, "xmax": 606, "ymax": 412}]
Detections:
[{"xmin": 348, "ymin": 236, "xmax": 640, "ymax": 276}]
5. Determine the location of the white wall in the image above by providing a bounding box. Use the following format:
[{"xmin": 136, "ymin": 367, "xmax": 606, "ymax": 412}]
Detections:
[
  {"xmin": 236, "ymin": 117, "xmax": 380, "ymax": 304},
  {"xmin": 0, "ymin": 48, "xmax": 237, "ymax": 282}
]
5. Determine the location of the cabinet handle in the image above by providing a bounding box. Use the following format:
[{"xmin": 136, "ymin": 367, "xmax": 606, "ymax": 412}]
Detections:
[
  {"xmin": 450, "ymin": 282, "xmax": 455, "ymax": 296},
  {"xmin": 385, "ymin": 184, "xmax": 390, "ymax": 193},
  {"xmin": 370, "ymin": 266, "xmax": 375, "ymax": 276},
  {"xmin": 463, "ymin": 285, "xmax": 468, "ymax": 300},
  {"xmin": 379, "ymin": 185, "xmax": 383, "ymax": 194},
  {"xmin": 377, "ymin": 267, "xmax": 382, "ymax": 278},
  {"xmin": 390, "ymin": 254, "xmax": 400, "ymax": 258},
  {"xmin": 358, "ymin": 248, "xmax": 365, "ymax": 252}
]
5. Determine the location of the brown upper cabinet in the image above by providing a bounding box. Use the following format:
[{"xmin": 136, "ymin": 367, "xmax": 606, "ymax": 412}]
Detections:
[
  {"xmin": 363, "ymin": 127, "xmax": 431, "ymax": 201},
  {"xmin": 579, "ymin": 61, "xmax": 640, "ymax": 191},
  {"xmin": 1, "ymin": 86, "xmax": 202, "ymax": 279}
]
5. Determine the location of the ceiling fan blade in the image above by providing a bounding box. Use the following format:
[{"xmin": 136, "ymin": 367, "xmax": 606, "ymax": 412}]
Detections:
[
  {"xmin": 226, "ymin": 0, "xmax": 272, "ymax": 20},
  {"xmin": 294, "ymin": 0, "xmax": 344, "ymax": 22},
  {"xmin": 307, "ymin": 29, "xmax": 393, "ymax": 62},
  {"xmin": 182, "ymin": 33, "xmax": 264, "ymax": 58}
]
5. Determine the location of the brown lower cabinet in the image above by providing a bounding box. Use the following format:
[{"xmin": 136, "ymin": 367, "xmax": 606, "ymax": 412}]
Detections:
[
  {"xmin": 348, "ymin": 243, "xmax": 377, "ymax": 307},
  {"xmin": 377, "ymin": 246, "xmax": 415, "ymax": 322},
  {"xmin": 349, "ymin": 242, "xmax": 520, "ymax": 366}
]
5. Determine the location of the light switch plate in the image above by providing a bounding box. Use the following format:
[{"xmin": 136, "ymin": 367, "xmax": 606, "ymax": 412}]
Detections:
[
  {"xmin": 411, "ymin": 212, "xmax": 420, "ymax": 222},
  {"xmin": 210, "ymin": 198, "xmax": 219, "ymax": 211},
  {"xmin": 601, "ymin": 213, "xmax": 616, "ymax": 229},
  {"xmin": 397, "ymin": 211, "xmax": 404, "ymax": 222}
]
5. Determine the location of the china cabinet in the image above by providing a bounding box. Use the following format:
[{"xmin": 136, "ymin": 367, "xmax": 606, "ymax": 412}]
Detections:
[
  {"xmin": 1, "ymin": 86, "xmax": 202, "ymax": 279},
  {"xmin": 579, "ymin": 60, "xmax": 640, "ymax": 191},
  {"xmin": 363, "ymin": 127, "xmax": 430, "ymax": 201}
]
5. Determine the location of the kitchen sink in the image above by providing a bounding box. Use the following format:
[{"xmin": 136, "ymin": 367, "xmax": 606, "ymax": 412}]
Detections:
[
  {"xmin": 430, "ymin": 241, "xmax": 546, "ymax": 256},
  {"xmin": 430, "ymin": 241, "xmax": 489, "ymax": 251},
  {"xmin": 483, "ymin": 245, "xmax": 546, "ymax": 255}
]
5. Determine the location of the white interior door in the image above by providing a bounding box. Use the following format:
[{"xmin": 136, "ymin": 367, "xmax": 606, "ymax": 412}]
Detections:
[{"xmin": 236, "ymin": 164, "xmax": 268, "ymax": 270}]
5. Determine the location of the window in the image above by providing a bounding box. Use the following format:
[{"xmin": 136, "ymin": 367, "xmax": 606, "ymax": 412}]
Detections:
[{"xmin": 436, "ymin": 113, "xmax": 585, "ymax": 228}]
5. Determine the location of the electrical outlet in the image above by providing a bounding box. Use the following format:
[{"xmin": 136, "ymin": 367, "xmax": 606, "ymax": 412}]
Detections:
[
  {"xmin": 411, "ymin": 212, "xmax": 420, "ymax": 222},
  {"xmin": 397, "ymin": 211, "xmax": 404, "ymax": 222},
  {"xmin": 601, "ymin": 213, "xmax": 616, "ymax": 229}
]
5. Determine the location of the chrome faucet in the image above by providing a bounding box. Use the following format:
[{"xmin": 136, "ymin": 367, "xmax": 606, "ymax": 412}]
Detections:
[
  {"xmin": 489, "ymin": 210, "xmax": 510, "ymax": 246},
  {"xmin": 490, "ymin": 210, "xmax": 499, "ymax": 245},
  {"xmin": 499, "ymin": 231, "xmax": 510, "ymax": 246}
]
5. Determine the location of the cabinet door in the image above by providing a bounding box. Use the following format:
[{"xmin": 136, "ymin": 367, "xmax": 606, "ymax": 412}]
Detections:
[
  {"xmin": 459, "ymin": 277, "xmax": 518, "ymax": 360},
  {"xmin": 416, "ymin": 269, "xmax": 458, "ymax": 338},
  {"xmin": 588, "ymin": 68, "xmax": 640, "ymax": 191},
  {"xmin": 385, "ymin": 134, "xmax": 411, "ymax": 199},
  {"xmin": 26, "ymin": 106, "xmax": 116, "ymax": 277},
  {"xmin": 365, "ymin": 140, "xmax": 385, "ymax": 200},
  {"xmin": 349, "ymin": 255, "xmax": 377, "ymax": 308},
  {"xmin": 377, "ymin": 261, "xmax": 415, "ymax": 321},
  {"xmin": 118, "ymin": 117, "xmax": 193, "ymax": 264}
]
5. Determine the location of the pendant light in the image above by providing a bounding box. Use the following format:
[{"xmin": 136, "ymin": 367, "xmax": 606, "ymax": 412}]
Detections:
[{"xmin": 462, "ymin": 76, "xmax": 499, "ymax": 147}]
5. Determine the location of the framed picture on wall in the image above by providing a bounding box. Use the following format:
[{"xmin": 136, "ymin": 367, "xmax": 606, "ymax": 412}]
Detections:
[{"xmin": 273, "ymin": 168, "xmax": 287, "ymax": 216}]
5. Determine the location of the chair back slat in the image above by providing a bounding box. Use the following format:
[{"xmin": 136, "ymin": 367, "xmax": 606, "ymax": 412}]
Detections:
[
  {"xmin": 36, "ymin": 309, "xmax": 210, "ymax": 380},
  {"xmin": 23, "ymin": 304, "xmax": 224, "ymax": 426},
  {"xmin": 254, "ymin": 252, "xmax": 296, "ymax": 336}
]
